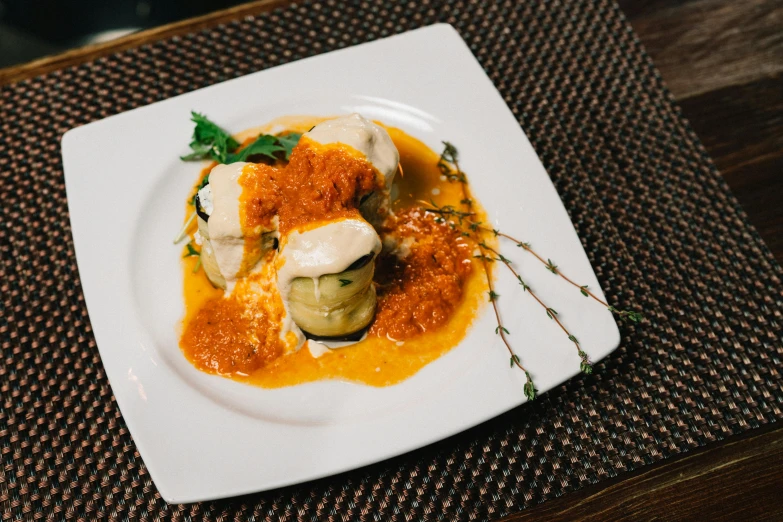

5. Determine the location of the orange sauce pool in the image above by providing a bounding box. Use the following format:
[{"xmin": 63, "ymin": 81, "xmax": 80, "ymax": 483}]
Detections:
[{"xmin": 180, "ymin": 117, "xmax": 491, "ymax": 387}]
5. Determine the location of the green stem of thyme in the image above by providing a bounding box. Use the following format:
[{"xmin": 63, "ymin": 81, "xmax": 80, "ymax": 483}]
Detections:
[
  {"xmin": 421, "ymin": 201, "xmax": 641, "ymax": 323},
  {"xmin": 481, "ymin": 243, "xmax": 592, "ymax": 374}
]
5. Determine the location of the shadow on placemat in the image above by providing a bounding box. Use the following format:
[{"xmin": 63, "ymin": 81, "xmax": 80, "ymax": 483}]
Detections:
[{"xmin": 1, "ymin": 0, "xmax": 781, "ymax": 519}]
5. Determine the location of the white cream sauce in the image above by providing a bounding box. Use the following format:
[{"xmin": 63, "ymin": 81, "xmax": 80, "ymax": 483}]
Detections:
[
  {"xmin": 305, "ymin": 113, "xmax": 399, "ymax": 189},
  {"xmin": 277, "ymin": 218, "xmax": 381, "ymax": 290},
  {"xmin": 276, "ymin": 218, "xmax": 382, "ymax": 350},
  {"xmin": 307, "ymin": 333, "xmax": 370, "ymax": 358},
  {"xmin": 205, "ymin": 162, "xmax": 249, "ymax": 290},
  {"xmin": 197, "ymin": 184, "xmax": 214, "ymax": 215}
]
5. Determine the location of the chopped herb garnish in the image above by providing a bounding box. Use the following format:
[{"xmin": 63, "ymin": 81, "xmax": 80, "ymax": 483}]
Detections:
[
  {"xmin": 339, "ymin": 279, "xmax": 353, "ymax": 287},
  {"xmin": 183, "ymin": 243, "xmax": 199, "ymax": 258}
]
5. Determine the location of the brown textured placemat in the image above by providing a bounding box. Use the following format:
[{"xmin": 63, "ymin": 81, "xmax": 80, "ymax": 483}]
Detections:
[{"xmin": 2, "ymin": 0, "xmax": 782, "ymax": 519}]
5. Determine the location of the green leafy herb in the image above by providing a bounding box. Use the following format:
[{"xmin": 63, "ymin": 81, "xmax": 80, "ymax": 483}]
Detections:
[
  {"xmin": 510, "ymin": 354, "xmax": 520, "ymax": 368},
  {"xmin": 182, "ymin": 112, "xmax": 302, "ymax": 164},
  {"xmin": 276, "ymin": 132, "xmax": 302, "ymax": 159},
  {"xmin": 339, "ymin": 279, "xmax": 353, "ymax": 287},
  {"xmin": 181, "ymin": 112, "xmax": 240, "ymax": 163},
  {"xmin": 578, "ymin": 350, "xmax": 593, "ymax": 374},
  {"xmin": 488, "ymin": 290, "xmax": 500, "ymax": 302},
  {"xmin": 580, "ymin": 285, "xmax": 589, "ymax": 297},
  {"xmin": 495, "ymin": 325, "xmax": 510, "ymax": 335},
  {"xmin": 545, "ymin": 258, "xmax": 558, "ymax": 274},
  {"xmin": 183, "ymin": 243, "xmax": 199, "ymax": 258},
  {"xmin": 227, "ymin": 134, "xmax": 285, "ymax": 163},
  {"xmin": 441, "ymin": 141, "xmax": 458, "ymax": 163},
  {"xmin": 546, "ymin": 307, "xmax": 558, "ymax": 320},
  {"xmin": 523, "ymin": 372, "xmax": 537, "ymax": 401},
  {"xmin": 437, "ymin": 141, "xmax": 467, "ymax": 183},
  {"xmin": 608, "ymin": 306, "xmax": 644, "ymax": 323},
  {"xmin": 624, "ymin": 311, "xmax": 644, "ymax": 323}
]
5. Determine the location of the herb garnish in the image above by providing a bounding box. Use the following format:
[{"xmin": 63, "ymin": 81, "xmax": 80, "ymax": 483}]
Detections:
[
  {"xmin": 429, "ymin": 142, "xmax": 644, "ymax": 398},
  {"xmin": 227, "ymin": 134, "xmax": 285, "ymax": 163},
  {"xmin": 181, "ymin": 112, "xmax": 240, "ymax": 163},
  {"xmin": 183, "ymin": 243, "xmax": 199, "ymax": 257},
  {"xmin": 276, "ymin": 133, "xmax": 303, "ymax": 160},
  {"xmin": 181, "ymin": 112, "xmax": 302, "ymax": 164},
  {"xmin": 339, "ymin": 279, "xmax": 353, "ymax": 287}
]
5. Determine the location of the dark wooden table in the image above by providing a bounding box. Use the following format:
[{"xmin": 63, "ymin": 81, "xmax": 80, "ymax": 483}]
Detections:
[
  {"xmin": 512, "ymin": 1, "xmax": 783, "ymax": 519},
  {"xmin": 1, "ymin": 0, "xmax": 780, "ymax": 519}
]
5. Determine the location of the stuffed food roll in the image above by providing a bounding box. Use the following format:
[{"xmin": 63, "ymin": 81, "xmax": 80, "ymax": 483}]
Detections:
[
  {"xmin": 304, "ymin": 113, "xmax": 399, "ymax": 228},
  {"xmin": 195, "ymin": 162, "xmax": 277, "ymax": 289},
  {"xmin": 277, "ymin": 218, "xmax": 382, "ymax": 340}
]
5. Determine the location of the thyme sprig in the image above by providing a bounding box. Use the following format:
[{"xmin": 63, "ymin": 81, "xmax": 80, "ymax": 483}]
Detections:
[
  {"xmin": 481, "ymin": 243, "xmax": 592, "ymax": 374},
  {"xmin": 436, "ymin": 143, "xmax": 537, "ymax": 400},
  {"xmin": 428, "ymin": 140, "xmax": 647, "ymax": 395},
  {"xmin": 437, "ymin": 141, "xmax": 467, "ymax": 184},
  {"xmin": 422, "ymin": 201, "xmax": 643, "ymax": 323},
  {"xmin": 476, "ymin": 249, "xmax": 537, "ymax": 400}
]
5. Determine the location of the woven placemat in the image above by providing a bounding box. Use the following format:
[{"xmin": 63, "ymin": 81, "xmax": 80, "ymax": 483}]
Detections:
[{"xmin": 2, "ymin": 0, "xmax": 782, "ymax": 519}]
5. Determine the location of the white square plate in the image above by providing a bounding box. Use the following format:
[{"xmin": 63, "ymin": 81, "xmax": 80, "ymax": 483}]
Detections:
[{"xmin": 62, "ymin": 24, "xmax": 619, "ymax": 503}]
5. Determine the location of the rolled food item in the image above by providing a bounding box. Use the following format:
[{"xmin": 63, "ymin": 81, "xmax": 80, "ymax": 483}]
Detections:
[
  {"xmin": 195, "ymin": 162, "xmax": 276, "ymax": 290},
  {"xmin": 304, "ymin": 113, "xmax": 399, "ymax": 228},
  {"xmin": 277, "ymin": 218, "xmax": 382, "ymax": 340}
]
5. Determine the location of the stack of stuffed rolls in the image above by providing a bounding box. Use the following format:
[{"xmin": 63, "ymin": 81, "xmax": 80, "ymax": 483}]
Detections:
[{"xmin": 192, "ymin": 114, "xmax": 399, "ymax": 345}]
